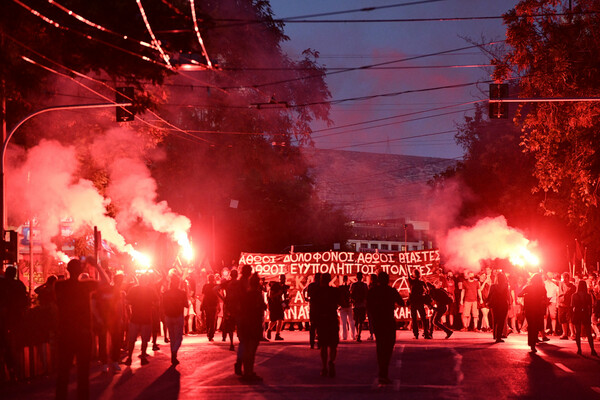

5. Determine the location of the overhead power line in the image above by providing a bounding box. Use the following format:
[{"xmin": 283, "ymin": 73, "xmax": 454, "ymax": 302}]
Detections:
[
  {"xmin": 213, "ymin": 10, "xmax": 600, "ymax": 26},
  {"xmin": 221, "ymin": 41, "xmax": 503, "ymax": 90}
]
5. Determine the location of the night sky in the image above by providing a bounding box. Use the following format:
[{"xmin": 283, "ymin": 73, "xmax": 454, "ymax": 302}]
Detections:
[{"xmin": 270, "ymin": 0, "xmax": 520, "ymax": 159}]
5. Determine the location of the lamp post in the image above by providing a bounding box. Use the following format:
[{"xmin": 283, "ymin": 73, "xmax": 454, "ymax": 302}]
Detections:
[{"xmin": 0, "ymin": 102, "xmax": 131, "ymax": 240}]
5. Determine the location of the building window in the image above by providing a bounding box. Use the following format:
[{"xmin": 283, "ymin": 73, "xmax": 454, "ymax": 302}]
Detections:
[
  {"xmin": 370, "ymin": 243, "xmax": 378, "ymax": 249},
  {"xmin": 391, "ymin": 244, "xmax": 399, "ymax": 251},
  {"xmin": 360, "ymin": 243, "xmax": 368, "ymax": 248},
  {"xmin": 381, "ymin": 244, "xmax": 389, "ymax": 250}
]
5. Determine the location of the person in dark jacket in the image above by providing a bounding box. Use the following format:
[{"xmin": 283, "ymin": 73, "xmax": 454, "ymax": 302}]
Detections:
[
  {"xmin": 426, "ymin": 281, "xmax": 453, "ymax": 339},
  {"xmin": 313, "ymin": 273, "xmax": 341, "ymax": 377},
  {"xmin": 163, "ymin": 274, "xmax": 188, "ymax": 365},
  {"xmin": 367, "ymin": 271, "xmax": 405, "ymax": 385},
  {"xmin": 238, "ymin": 272, "xmax": 266, "ymax": 382},
  {"xmin": 55, "ymin": 259, "xmax": 108, "ymax": 400},
  {"xmin": 487, "ymin": 272, "xmax": 511, "ymax": 343},
  {"xmin": 571, "ymin": 280, "xmax": 597, "ymax": 356},
  {"xmin": 408, "ymin": 269, "xmax": 430, "ymax": 339},
  {"xmin": 519, "ymin": 273, "xmax": 547, "ymax": 353},
  {"xmin": 303, "ymin": 273, "xmax": 321, "ymax": 349}
]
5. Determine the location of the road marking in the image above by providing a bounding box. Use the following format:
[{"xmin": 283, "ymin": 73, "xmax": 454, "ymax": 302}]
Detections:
[
  {"xmin": 197, "ymin": 383, "xmax": 460, "ymax": 390},
  {"xmin": 395, "ymin": 344, "xmax": 405, "ymax": 368},
  {"xmin": 450, "ymin": 348, "xmax": 464, "ymax": 386},
  {"xmin": 554, "ymin": 363, "xmax": 574, "ymax": 373}
]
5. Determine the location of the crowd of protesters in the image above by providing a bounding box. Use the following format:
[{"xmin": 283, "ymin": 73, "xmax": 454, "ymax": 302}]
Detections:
[{"xmin": 2, "ymin": 258, "xmax": 600, "ymax": 396}]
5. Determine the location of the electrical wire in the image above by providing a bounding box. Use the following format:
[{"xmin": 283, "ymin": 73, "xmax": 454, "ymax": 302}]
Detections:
[
  {"xmin": 189, "ymin": 0, "xmax": 212, "ymax": 68},
  {"xmin": 135, "ymin": 0, "xmax": 173, "ymax": 69},
  {"xmin": 220, "ymin": 41, "xmax": 503, "ymax": 90},
  {"xmin": 11, "ymin": 0, "xmax": 169, "ymax": 68},
  {"xmin": 19, "ymin": 52, "xmax": 213, "ymax": 145},
  {"xmin": 46, "ymin": 0, "xmax": 156, "ymax": 50},
  {"xmin": 311, "ymin": 100, "xmax": 484, "ymax": 137},
  {"xmin": 329, "ymin": 129, "xmax": 456, "ymax": 150},
  {"xmin": 213, "ymin": 10, "xmax": 600, "ymax": 26}
]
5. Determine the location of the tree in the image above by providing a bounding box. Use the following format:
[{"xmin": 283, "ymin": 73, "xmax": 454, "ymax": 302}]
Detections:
[
  {"xmin": 1, "ymin": 0, "xmax": 349, "ymax": 264},
  {"xmin": 492, "ymin": 0, "xmax": 600, "ymax": 265},
  {"xmin": 493, "ymin": 0, "xmax": 600, "ymax": 227},
  {"xmin": 437, "ymin": 102, "xmax": 574, "ymax": 270}
]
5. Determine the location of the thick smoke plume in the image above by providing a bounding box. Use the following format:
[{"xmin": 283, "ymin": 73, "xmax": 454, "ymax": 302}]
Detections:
[
  {"xmin": 441, "ymin": 215, "xmax": 540, "ymax": 272},
  {"xmin": 6, "ymin": 127, "xmax": 191, "ymax": 260}
]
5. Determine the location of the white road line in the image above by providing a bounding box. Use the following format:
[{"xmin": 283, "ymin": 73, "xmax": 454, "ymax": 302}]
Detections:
[
  {"xmin": 395, "ymin": 344, "xmax": 405, "ymax": 368},
  {"xmin": 554, "ymin": 363, "xmax": 574, "ymax": 373},
  {"xmin": 197, "ymin": 383, "xmax": 460, "ymax": 390},
  {"xmin": 450, "ymin": 348, "xmax": 464, "ymax": 386}
]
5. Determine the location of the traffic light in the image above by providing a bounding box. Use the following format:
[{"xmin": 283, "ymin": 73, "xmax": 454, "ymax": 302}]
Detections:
[
  {"xmin": 116, "ymin": 87, "xmax": 135, "ymax": 122},
  {"xmin": 489, "ymin": 83, "xmax": 509, "ymax": 119},
  {"xmin": 2, "ymin": 230, "xmax": 18, "ymax": 264}
]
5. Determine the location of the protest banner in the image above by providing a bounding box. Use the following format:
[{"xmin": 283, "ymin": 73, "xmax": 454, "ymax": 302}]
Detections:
[{"xmin": 238, "ymin": 249, "xmax": 440, "ymax": 321}]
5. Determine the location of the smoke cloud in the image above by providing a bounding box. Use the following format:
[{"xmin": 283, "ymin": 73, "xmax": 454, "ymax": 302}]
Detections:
[
  {"xmin": 441, "ymin": 215, "xmax": 540, "ymax": 272},
  {"xmin": 5, "ymin": 127, "xmax": 191, "ymax": 260}
]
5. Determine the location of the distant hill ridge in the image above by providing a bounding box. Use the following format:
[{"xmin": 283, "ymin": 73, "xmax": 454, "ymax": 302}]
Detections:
[{"xmin": 302, "ymin": 148, "xmax": 457, "ymax": 221}]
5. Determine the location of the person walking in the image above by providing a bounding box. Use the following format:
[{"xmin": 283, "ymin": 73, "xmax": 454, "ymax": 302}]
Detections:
[
  {"xmin": 519, "ymin": 273, "xmax": 547, "ymax": 353},
  {"xmin": 367, "ymin": 271, "xmax": 405, "ymax": 385},
  {"xmin": 304, "ymin": 273, "xmax": 321, "ymax": 349},
  {"xmin": 201, "ymin": 274, "xmax": 219, "ymax": 342},
  {"xmin": 124, "ymin": 274, "xmax": 159, "ymax": 366},
  {"xmin": 233, "ymin": 265, "xmax": 252, "ymax": 376},
  {"xmin": 55, "ymin": 259, "xmax": 108, "ymax": 400},
  {"xmin": 487, "ymin": 272, "xmax": 511, "ymax": 343},
  {"xmin": 266, "ymin": 274, "xmax": 287, "ymax": 341},
  {"xmin": 162, "ymin": 274, "xmax": 188, "ymax": 365},
  {"xmin": 571, "ymin": 280, "xmax": 597, "ymax": 356},
  {"xmin": 338, "ymin": 275, "xmax": 355, "ymax": 341},
  {"xmin": 350, "ymin": 272, "xmax": 368, "ymax": 342},
  {"xmin": 238, "ymin": 272, "xmax": 266, "ymax": 382},
  {"xmin": 408, "ymin": 269, "xmax": 431, "ymax": 339},
  {"xmin": 312, "ymin": 273, "xmax": 341, "ymax": 378},
  {"xmin": 426, "ymin": 281, "xmax": 453, "ymax": 339}
]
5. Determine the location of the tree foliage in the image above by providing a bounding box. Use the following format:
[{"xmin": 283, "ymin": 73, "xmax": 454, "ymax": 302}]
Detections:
[
  {"xmin": 1, "ymin": 0, "xmax": 349, "ymax": 264},
  {"xmin": 493, "ymin": 0, "xmax": 600, "ymax": 227}
]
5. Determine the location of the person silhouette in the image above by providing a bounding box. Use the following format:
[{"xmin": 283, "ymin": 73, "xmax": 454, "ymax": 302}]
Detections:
[
  {"xmin": 367, "ymin": 271, "xmax": 405, "ymax": 385},
  {"xmin": 55, "ymin": 258, "xmax": 108, "ymax": 400}
]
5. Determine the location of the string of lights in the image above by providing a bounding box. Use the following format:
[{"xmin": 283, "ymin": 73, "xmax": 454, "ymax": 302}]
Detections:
[
  {"xmin": 20, "ymin": 52, "xmax": 213, "ymax": 146},
  {"xmin": 11, "ymin": 0, "xmax": 168, "ymax": 68},
  {"xmin": 46, "ymin": 0, "xmax": 156, "ymax": 50},
  {"xmin": 135, "ymin": 0, "xmax": 173, "ymax": 69},
  {"xmin": 189, "ymin": 0, "xmax": 212, "ymax": 68}
]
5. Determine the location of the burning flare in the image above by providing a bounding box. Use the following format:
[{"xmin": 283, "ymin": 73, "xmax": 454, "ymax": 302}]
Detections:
[
  {"xmin": 443, "ymin": 216, "xmax": 541, "ymax": 271},
  {"xmin": 175, "ymin": 231, "xmax": 194, "ymax": 262}
]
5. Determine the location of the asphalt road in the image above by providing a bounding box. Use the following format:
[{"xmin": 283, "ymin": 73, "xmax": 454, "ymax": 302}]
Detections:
[{"xmin": 5, "ymin": 330, "xmax": 600, "ymax": 400}]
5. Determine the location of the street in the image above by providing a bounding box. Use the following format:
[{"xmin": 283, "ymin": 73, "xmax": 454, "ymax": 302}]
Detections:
[{"xmin": 5, "ymin": 329, "xmax": 600, "ymax": 400}]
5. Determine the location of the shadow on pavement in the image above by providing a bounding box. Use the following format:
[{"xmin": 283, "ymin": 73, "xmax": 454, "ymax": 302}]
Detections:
[{"xmin": 133, "ymin": 366, "xmax": 180, "ymax": 400}]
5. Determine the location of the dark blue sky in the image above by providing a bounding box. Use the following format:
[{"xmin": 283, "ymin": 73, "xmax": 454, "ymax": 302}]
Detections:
[{"xmin": 269, "ymin": 0, "xmax": 520, "ymax": 159}]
